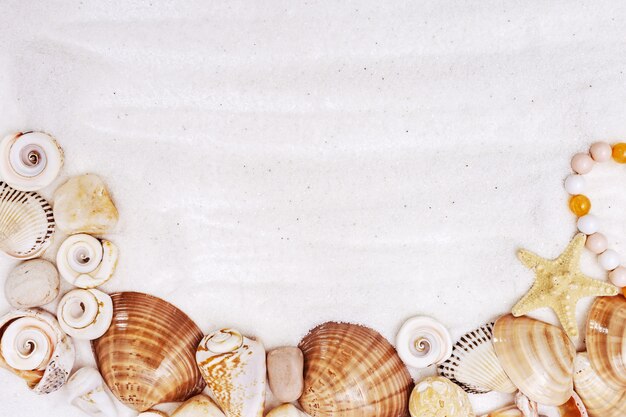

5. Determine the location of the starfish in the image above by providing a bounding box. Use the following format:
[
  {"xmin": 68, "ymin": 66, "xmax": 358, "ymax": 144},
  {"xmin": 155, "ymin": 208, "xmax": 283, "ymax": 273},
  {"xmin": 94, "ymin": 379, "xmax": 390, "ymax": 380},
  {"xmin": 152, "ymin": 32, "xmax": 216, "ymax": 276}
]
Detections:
[{"xmin": 512, "ymin": 233, "xmax": 619, "ymax": 338}]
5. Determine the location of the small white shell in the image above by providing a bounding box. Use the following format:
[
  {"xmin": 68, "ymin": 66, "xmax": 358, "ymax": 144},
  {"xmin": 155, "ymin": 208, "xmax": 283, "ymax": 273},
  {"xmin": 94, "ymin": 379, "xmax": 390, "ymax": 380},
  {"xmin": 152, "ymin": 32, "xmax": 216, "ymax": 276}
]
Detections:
[
  {"xmin": 4, "ymin": 259, "xmax": 60, "ymax": 308},
  {"xmin": 0, "ymin": 131, "xmax": 63, "ymax": 192},
  {"xmin": 171, "ymin": 394, "xmax": 226, "ymax": 417},
  {"xmin": 266, "ymin": 404, "xmax": 311, "ymax": 417},
  {"xmin": 57, "ymin": 234, "xmax": 118, "ymax": 288},
  {"xmin": 57, "ymin": 288, "xmax": 113, "ymax": 340},
  {"xmin": 396, "ymin": 316, "xmax": 452, "ymax": 368},
  {"xmin": 65, "ymin": 367, "xmax": 118, "ymax": 417}
]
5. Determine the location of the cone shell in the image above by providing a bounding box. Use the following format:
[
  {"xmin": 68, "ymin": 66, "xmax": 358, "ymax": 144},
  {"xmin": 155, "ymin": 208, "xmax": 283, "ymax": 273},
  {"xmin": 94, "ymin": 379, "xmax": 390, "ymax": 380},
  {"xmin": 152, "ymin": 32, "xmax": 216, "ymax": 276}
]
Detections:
[
  {"xmin": 585, "ymin": 295, "xmax": 626, "ymax": 390},
  {"xmin": 0, "ymin": 182, "xmax": 55, "ymax": 259},
  {"xmin": 91, "ymin": 292, "xmax": 205, "ymax": 412},
  {"xmin": 492, "ymin": 314, "xmax": 575, "ymax": 406},
  {"xmin": 573, "ymin": 352, "xmax": 626, "ymax": 417},
  {"xmin": 298, "ymin": 322, "xmax": 413, "ymax": 417}
]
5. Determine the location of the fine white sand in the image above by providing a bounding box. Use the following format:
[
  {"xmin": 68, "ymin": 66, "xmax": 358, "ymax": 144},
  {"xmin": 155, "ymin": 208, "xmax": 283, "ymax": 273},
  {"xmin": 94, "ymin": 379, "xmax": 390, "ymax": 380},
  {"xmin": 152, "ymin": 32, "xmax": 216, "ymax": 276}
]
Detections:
[{"xmin": 1, "ymin": 1, "xmax": 625, "ymax": 416}]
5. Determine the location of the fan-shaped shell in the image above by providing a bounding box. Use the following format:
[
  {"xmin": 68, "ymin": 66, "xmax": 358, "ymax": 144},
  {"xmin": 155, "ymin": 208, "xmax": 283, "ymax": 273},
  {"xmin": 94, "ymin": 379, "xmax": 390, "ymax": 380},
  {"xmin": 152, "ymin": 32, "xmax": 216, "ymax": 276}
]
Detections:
[
  {"xmin": 438, "ymin": 322, "xmax": 516, "ymax": 394},
  {"xmin": 408, "ymin": 376, "xmax": 475, "ymax": 417},
  {"xmin": 396, "ymin": 316, "xmax": 452, "ymax": 369},
  {"xmin": 573, "ymin": 352, "xmax": 626, "ymax": 417},
  {"xmin": 0, "ymin": 182, "xmax": 55, "ymax": 259},
  {"xmin": 585, "ymin": 295, "xmax": 626, "ymax": 390},
  {"xmin": 298, "ymin": 322, "xmax": 413, "ymax": 417},
  {"xmin": 492, "ymin": 314, "xmax": 575, "ymax": 406},
  {"xmin": 91, "ymin": 292, "xmax": 205, "ymax": 412}
]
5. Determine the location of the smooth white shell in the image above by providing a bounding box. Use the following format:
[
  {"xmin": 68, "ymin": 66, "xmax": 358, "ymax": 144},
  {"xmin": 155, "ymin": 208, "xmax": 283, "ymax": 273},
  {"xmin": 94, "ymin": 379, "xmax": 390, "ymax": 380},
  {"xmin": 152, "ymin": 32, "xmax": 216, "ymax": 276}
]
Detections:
[
  {"xmin": 65, "ymin": 367, "xmax": 118, "ymax": 417},
  {"xmin": 0, "ymin": 131, "xmax": 63, "ymax": 192},
  {"xmin": 57, "ymin": 234, "xmax": 119, "ymax": 288},
  {"xmin": 171, "ymin": 394, "xmax": 226, "ymax": 417},
  {"xmin": 266, "ymin": 404, "xmax": 311, "ymax": 417},
  {"xmin": 396, "ymin": 316, "xmax": 452, "ymax": 368},
  {"xmin": 4, "ymin": 259, "xmax": 60, "ymax": 308},
  {"xmin": 57, "ymin": 289, "xmax": 113, "ymax": 340}
]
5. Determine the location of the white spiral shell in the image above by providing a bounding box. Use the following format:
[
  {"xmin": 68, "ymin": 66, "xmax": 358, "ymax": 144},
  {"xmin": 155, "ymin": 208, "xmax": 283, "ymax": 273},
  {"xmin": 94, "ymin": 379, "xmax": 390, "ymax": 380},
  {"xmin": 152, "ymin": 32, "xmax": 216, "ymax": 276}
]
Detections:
[
  {"xmin": 57, "ymin": 234, "xmax": 118, "ymax": 288},
  {"xmin": 66, "ymin": 367, "xmax": 118, "ymax": 417},
  {"xmin": 396, "ymin": 316, "xmax": 453, "ymax": 368},
  {"xmin": 57, "ymin": 288, "xmax": 113, "ymax": 340},
  {"xmin": 0, "ymin": 131, "xmax": 64, "ymax": 191}
]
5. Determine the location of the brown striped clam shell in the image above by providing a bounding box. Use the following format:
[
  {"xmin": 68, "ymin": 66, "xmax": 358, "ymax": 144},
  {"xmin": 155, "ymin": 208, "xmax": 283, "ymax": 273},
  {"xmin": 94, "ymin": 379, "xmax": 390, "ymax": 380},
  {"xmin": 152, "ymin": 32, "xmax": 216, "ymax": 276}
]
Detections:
[
  {"xmin": 91, "ymin": 292, "xmax": 205, "ymax": 412},
  {"xmin": 573, "ymin": 352, "xmax": 626, "ymax": 417},
  {"xmin": 298, "ymin": 322, "xmax": 413, "ymax": 417}
]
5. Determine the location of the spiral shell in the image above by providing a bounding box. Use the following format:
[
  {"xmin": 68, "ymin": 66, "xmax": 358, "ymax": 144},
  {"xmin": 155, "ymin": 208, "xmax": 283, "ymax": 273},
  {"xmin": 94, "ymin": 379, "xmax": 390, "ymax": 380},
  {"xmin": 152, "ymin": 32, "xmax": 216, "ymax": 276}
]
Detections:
[
  {"xmin": 298, "ymin": 322, "xmax": 413, "ymax": 417},
  {"xmin": 65, "ymin": 367, "xmax": 118, "ymax": 417},
  {"xmin": 196, "ymin": 328, "xmax": 266, "ymax": 417},
  {"xmin": 57, "ymin": 234, "xmax": 118, "ymax": 288},
  {"xmin": 4, "ymin": 259, "xmax": 60, "ymax": 308},
  {"xmin": 57, "ymin": 289, "xmax": 113, "ymax": 340},
  {"xmin": 0, "ymin": 308, "xmax": 75, "ymax": 394},
  {"xmin": 573, "ymin": 352, "xmax": 626, "ymax": 417},
  {"xmin": 0, "ymin": 182, "xmax": 55, "ymax": 259},
  {"xmin": 408, "ymin": 376, "xmax": 475, "ymax": 417},
  {"xmin": 0, "ymin": 131, "xmax": 63, "ymax": 192},
  {"xmin": 91, "ymin": 292, "xmax": 205, "ymax": 412},
  {"xmin": 396, "ymin": 316, "xmax": 452, "ymax": 369},
  {"xmin": 171, "ymin": 394, "xmax": 226, "ymax": 417}
]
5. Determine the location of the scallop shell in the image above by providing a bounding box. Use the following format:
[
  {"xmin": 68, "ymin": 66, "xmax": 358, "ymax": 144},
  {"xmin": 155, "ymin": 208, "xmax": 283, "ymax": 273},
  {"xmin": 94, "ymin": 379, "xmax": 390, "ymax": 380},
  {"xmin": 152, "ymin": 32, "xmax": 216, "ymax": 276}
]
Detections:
[
  {"xmin": 0, "ymin": 182, "xmax": 55, "ymax": 259},
  {"xmin": 196, "ymin": 328, "xmax": 266, "ymax": 417},
  {"xmin": 91, "ymin": 292, "xmax": 206, "ymax": 412},
  {"xmin": 0, "ymin": 131, "xmax": 64, "ymax": 192},
  {"xmin": 65, "ymin": 367, "xmax": 118, "ymax": 417},
  {"xmin": 266, "ymin": 404, "xmax": 311, "ymax": 417},
  {"xmin": 585, "ymin": 295, "xmax": 626, "ymax": 390},
  {"xmin": 396, "ymin": 316, "xmax": 452, "ymax": 369},
  {"xmin": 171, "ymin": 394, "xmax": 226, "ymax": 417},
  {"xmin": 408, "ymin": 376, "xmax": 475, "ymax": 417},
  {"xmin": 492, "ymin": 314, "xmax": 575, "ymax": 406},
  {"xmin": 4, "ymin": 259, "xmax": 60, "ymax": 308},
  {"xmin": 0, "ymin": 308, "xmax": 75, "ymax": 394},
  {"xmin": 298, "ymin": 321, "xmax": 413, "ymax": 417},
  {"xmin": 57, "ymin": 288, "xmax": 113, "ymax": 340},
  {"xmin": 438, "ymin": 322, "xmax": 516, "ymax": 394},
  {"xmin": 57, "ymin": 234, "xmax": 119, "ymax": 288},
  {"xmin": 573, "ymin": 352, "xmax": 626, "ymax": 417}
]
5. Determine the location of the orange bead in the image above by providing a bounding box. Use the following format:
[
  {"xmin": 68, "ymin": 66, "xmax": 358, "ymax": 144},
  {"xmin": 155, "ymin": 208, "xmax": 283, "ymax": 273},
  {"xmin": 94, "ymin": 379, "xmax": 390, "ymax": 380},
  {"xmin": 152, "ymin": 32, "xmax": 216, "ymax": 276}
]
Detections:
[
  {"xmin": 613, "ymin": 143, "xmax": 626, "ymax": 163},
  {"xmin": 569, "ymin": 194, "xmax": 591, "ymax": 216},
  {"xmin": 623, "ymin": 286, "xmax": 626, "ymax": 298}
]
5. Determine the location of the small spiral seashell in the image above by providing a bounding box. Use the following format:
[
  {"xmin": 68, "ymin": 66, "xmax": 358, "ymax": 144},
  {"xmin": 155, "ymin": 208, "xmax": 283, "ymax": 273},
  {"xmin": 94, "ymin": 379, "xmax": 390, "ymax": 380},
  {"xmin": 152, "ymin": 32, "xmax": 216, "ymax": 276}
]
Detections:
[
  {"xmin": 1, "ymin": 317, "xmax": 56, "ymax": 371},
  {"xmin": 57, "ymin": 289, "xmax": 113, "ymax": 340},
  {"xmin": 396, "ymin": 316, "xmax": 452, "ymax": 368},
  {"xmin": 201, "ymin": 328, "xmax": 244, "ymax": 353},
  {"xmin": 57, "ymin": 234, "xmax": 118, "ymax": 288},
  {"xmin": 0, "ymin": 131, "xmax": 64, "ymax": 192}
]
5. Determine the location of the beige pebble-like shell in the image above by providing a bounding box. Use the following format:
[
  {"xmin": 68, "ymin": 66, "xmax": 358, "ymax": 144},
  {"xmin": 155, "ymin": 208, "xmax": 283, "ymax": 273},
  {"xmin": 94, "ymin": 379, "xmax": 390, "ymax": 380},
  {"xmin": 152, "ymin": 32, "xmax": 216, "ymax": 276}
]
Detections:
[
  {"xmin": 408, "ymin": 376, "xmax": 475, "ymax": 417},
  {"xmin": 585, "ymin": 295, "xmax": 626, "ymax": 391},
  {"xmin": 492, "ymin": 314, "xmax": 575, "ymax": 406},
  {"xmin": 266, "ymin": 404, "xmax": 311, "ymax": 417},
  {"xmin": 91, "ymin": 292, "xmax": 205, "ymax": 412},
  {"xmin": 4, "ymin": 259, "xmax": 60, "ymax": 308},
  {"xmin": 298, "ymin": 322, "xmax": 413, "ymax": 417},
  {"xmin": 573, "ymin": 352, "xmax": 626, "ymax": 417}
]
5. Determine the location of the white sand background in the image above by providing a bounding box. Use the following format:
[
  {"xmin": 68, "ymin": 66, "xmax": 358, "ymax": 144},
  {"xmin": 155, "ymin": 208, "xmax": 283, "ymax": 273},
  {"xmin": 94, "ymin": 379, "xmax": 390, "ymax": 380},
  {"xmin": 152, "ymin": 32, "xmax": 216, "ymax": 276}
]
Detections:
[{"xmin": 1, "ymin": 1, "xmax": 625, "ymax": 416}]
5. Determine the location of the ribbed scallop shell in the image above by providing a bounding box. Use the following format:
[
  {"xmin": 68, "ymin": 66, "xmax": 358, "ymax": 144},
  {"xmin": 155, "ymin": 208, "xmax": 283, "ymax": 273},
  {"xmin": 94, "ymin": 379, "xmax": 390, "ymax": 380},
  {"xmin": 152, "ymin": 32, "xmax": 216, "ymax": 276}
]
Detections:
[
  {"xmin": 91, "ymin": 292, "xmax": 205, "ymax": 412},
  {"xmin": 492, "ymin": 314, "xmax": 575, "ymax": 406},
  {"xmin": 585, "ymin": 295, "xmax": 626, "ymax": 391},
  {"xmin": 0, "ymin": 182, "xmax": 54, "ymax": 259},
  {"xmin": 298, "ymin": 322, "xmax": 413, "ymax": 417},
  {"xmin": 573, "ymin": 352, "xmax": 626, "ymax": 417},
  {"xmin": 438, "ymin": 322, "xmax": 516, "ymax": 394}
]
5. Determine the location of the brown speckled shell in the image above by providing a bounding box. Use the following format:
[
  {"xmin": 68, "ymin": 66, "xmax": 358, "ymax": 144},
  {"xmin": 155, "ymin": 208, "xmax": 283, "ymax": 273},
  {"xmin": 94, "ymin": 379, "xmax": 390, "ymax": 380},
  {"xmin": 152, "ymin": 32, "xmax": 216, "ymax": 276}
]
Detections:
[
  {"xmin": 298, "ymin": 322, "xmax": 413, "ymax": 417},
  {"xmin": 91, "ymin": 292, "xmax": 205, "ymax": 412}
]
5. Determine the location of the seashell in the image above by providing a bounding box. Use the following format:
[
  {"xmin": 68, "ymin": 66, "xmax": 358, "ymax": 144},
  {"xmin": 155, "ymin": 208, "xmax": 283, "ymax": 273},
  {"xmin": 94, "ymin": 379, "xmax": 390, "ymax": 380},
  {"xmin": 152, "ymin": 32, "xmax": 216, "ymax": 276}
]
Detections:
[
  {"xmin": 92, "ymin": 292, "xmax": 205, "ymax": 412},
  {"xmin": 4, "ymin": 259, "xmax": 59, "ymax": 308},
  {"xmin": 267, "ymin": 346, "xmax": 304, "ymax": 403},
  {"xmin": 573, "ymin": 352, "xmax": 626, "ymax": 417},
  {"xmin": 171, "ymin": 394, "xmax": 226, "ymax": 417},
  {"xmin": 298, "ymin": 321, "xmax": 413, "ymax": 417},
  {"xmin": 65, "ymin": 367, "xmax": 118, "ymax": 417},
  {"xmin": 138, "ymin": 412, "xmax": 169, "ymax": 417},
  {"xmin": 196, "ymin": 328, "xmax": 266, "ymax": 417},
  {"xmin": 396, "ymin": 316, "xmax": 452, "ymax": 369},
  {"xmin": 0, "ymin": 182, "xmax": 55, "ymax": 259},
  {"xmin": 53, "ymin": 174, "xmax": 119, "ymax": 235},
  {"xmin": 492, "ymin": 314, "xmax": 575, "ymax": 406},
  {"xmin": 266, "ymin": 404, "xmax": 311, "ymax": 417},
  {"xmin": 479, "ymin": 405, "xmax": 526, "ymax": 417},
  {"xmin": 585, "ymin": 295, "xmax": 626, "ymax": 390},
  {"xmin": 0, "ymin": 131, "xmax": 63, "ymax": 191},
  {"xmin": 57, "ymin": 288, "xmax": 113, "ymax": 340},
  {"xmin": 438, "ymin": 321, "xmax": 516, "ymax": 394},
  {"xmin": 0, "ymin": 308, "xmax": 75, "ymax": 394},
  {"xmin": 408, "ymin": 376, "xmax": 475, "ymax": 417},
  {"xmin": 57, "ymin": 233, "xmax": 118, "ymax": 288}
]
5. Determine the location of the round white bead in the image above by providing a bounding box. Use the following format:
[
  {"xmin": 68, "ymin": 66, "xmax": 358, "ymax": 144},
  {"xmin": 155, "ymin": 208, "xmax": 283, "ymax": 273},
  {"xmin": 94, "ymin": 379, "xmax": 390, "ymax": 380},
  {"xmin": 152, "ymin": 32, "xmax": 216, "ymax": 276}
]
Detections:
[
  {"xmin": 598, "ymin": 249, "xmax": 621, "ymax": 271},
  {"xmin": 564, "ymin": 175, "xmax": 585, "ymax": 195},
  {"xmin": 609, "ymin": 267, "xmax": 626, "ymax": 287},
  {"xmin": 577, "ymin": 214, "xmax": 599, "ymax": 235}
]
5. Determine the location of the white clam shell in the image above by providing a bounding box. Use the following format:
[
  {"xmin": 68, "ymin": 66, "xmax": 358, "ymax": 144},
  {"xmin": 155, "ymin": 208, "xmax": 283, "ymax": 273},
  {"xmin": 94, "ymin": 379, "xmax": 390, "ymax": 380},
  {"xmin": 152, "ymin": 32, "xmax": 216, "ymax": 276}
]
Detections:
[
  {"xmin": 0, "ymin": 308, "xmax": 75, "ymax": 394},
  {"xmin": 573, "ymin": 352, "xmax": 626, "ymax": 417},
  {"xmin": 57, "ymin": 234, "xmax": 118, "ymax": 288},
  {"xmin": 396, "ymin": 316, "xmax": 452, "ymax": 369},
  {"xmin": 0, "ymin": 131, "xmax": 63, "ymax": 192},
  {"xmin": 266, "ymin": 404, "xmax": 311, "ymax": 417},
  {"xmin": 57, "ymin": 288, "xmax": 113, "ymax": 340},
  {"xmin": 196, "ymin": 328, "xmax": 266, "ymax": 417},
  {"xmin": 0, "ymin": 182, "xmax": 55, "ymax": 259},
  {"xmin": 4, "ymin": 259, "xmax": 60, "ymax": 308},
  {"xmin": 171, "ymin": 394, "xmax": 226, "ymax": 417},
  {"xmin": 65, "ymin": 367, "xmax": 118, "ymax": 417}
]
